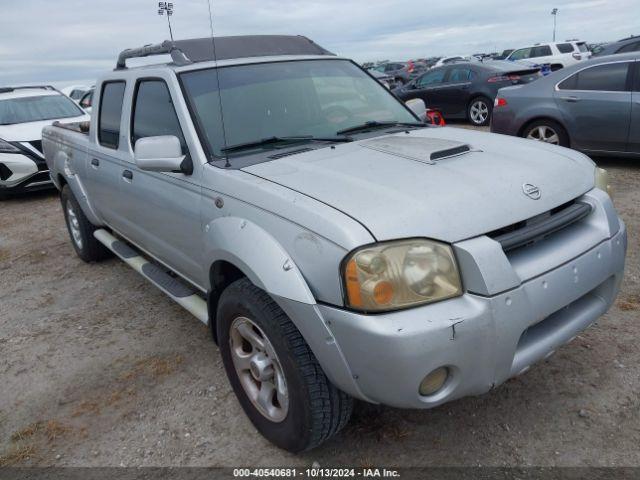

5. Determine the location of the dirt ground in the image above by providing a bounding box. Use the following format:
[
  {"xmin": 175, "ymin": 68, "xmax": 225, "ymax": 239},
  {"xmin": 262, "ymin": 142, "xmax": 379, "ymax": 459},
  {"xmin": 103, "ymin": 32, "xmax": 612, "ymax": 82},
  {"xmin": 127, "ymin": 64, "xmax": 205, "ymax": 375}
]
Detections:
[{"xmin": 1, "ymin": 127, "xmax": 639, "ymax": 467}]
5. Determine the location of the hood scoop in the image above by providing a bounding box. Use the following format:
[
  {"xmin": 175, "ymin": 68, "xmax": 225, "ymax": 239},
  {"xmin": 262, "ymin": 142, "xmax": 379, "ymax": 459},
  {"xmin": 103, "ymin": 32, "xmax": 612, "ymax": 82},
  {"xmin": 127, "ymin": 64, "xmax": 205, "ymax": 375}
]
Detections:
[{"xmin": 360, "ymin": 135, "xmax": 472, "ymax": 164}]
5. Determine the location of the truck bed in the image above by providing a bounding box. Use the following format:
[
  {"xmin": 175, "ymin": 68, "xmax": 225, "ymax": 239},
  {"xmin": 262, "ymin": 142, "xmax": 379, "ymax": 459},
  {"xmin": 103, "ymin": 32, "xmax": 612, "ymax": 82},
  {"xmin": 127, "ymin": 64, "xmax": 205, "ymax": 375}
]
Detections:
[{"xmin": 42, "ymin": 122, "xmax": 92, "ymax": 189}]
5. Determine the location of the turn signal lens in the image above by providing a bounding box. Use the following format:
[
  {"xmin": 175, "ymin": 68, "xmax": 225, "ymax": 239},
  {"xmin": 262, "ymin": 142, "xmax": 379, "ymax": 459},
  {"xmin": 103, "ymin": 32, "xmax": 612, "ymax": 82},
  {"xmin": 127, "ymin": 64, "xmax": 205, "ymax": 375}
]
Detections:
[
  {"xmin": 595, "ymin": 167, "xmax": 613, "ymax": 200},
  {"xmin": 343, "ymin": 239, "xmax": 462, "ymax": 312}
]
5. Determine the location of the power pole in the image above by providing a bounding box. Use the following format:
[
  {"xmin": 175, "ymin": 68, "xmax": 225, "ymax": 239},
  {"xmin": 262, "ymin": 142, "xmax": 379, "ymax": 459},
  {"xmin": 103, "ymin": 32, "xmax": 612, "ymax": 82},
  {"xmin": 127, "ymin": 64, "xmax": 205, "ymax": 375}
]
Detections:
[
  {"xmin": 158, "ymin": 2, "xmax": 175, "ymax": 41},
  {"xmin": 551, "ymin": 8, "xmax": 558, "ymax": 42}
]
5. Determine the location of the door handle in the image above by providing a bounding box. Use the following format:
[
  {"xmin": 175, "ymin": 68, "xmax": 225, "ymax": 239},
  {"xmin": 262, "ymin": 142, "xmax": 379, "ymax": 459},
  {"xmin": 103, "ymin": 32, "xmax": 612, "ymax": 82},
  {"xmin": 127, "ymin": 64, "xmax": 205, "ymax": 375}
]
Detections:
[
  {"xmin": 90, "ymin": 158, "xmax": 100, "ymax": 167},
  {"xmin": 122, "ymin": 169, "xmax": 133, "ymax": 181},
  {"xmin": 560, "ymin": 96, "xmax": 580, "ymax": 102}
]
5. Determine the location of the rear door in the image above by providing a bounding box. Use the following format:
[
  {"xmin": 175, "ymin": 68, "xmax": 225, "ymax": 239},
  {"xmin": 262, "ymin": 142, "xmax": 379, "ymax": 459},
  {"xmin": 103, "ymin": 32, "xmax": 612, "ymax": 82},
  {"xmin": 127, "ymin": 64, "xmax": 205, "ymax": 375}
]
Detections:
[
  {"xmin": 554, "ymin": 60, "xmax": 632, "ymax": 152},
  {"xmin": 85, "ymin": 80, "xmax": 128, "ymax": 226},
  {"xmin": 115, "ymin": 75, "xmax": 205, "ymax": 285},
  {"xmin": 628, "ymin": 61, "xmax": 640, "ymax": 153}
]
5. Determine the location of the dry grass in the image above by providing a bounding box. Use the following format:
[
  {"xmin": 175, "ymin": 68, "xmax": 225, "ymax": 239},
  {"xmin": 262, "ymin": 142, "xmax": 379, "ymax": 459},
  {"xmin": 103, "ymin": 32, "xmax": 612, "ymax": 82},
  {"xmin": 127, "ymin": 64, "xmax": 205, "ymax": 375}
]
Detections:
[
  {"xmin": 120, "ymin": 354, "xmax": 184, "ymax": 381},
  {"xmin": 618, "ymin": 294, "xmax": 640, "ymax": 311},
  {"xmin": 71, "ymin": 401, "xmax": 101, "ymax": 418},
  {"xmin": 0, "ymin": 445, "xmax": 36, "ymax": 467},
  {"xmin": 10, "ymin": 420, "xmax": 71, "ymax": 443}
]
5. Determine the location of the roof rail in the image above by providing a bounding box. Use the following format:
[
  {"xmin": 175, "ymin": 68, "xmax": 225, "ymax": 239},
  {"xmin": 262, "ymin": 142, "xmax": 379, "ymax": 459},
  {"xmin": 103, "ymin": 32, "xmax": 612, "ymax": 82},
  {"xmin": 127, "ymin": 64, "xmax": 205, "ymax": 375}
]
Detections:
[
  {"xmin": 115, "ymin": 36, "xmax": 334, "ymax": 70},
  {"xmin": 116, "ymin": 40, "xmax": 192, "ymax": 70},
  {"xmin": 0, "ymin": 85, "xmax": 56, "ymax": 94}
]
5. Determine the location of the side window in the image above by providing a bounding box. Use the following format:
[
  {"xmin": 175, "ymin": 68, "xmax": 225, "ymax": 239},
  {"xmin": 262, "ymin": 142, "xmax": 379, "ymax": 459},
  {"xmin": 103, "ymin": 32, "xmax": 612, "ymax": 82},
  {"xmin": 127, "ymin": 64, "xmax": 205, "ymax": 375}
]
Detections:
[
  {"xmin": 557, "ymin": 43, "xmax": 574, "ymax": 53},
  {"xmin": 634, "ymin": 62, "xmax": 640, "ymax": 92},
  {"xmin": 617, "ymin": 41, "xmax": 640, "ymax": 53},
  {"xmin": 531, "ymin": 45, "xmax": 553, "ymax": 57},
  {"xmin": 558, "ymin": 73, "xmax": 578, "ymax": 90},
  {"xmin": 98, "ymin": 81, "xmax": 126, "ymax": 149},
  {"xmin": 448, "ymin": 67, "xmax": 472, "ymax": 82},
  {"xmin": 575, "ymin": 63, "xmax": 630, "ymax": 91},
  {"xmin": 417, "ymin": 69, "xmax": 446, "ymax": 86},
  {"xmin": 131, "ymin": 80, "xmax": 186, "ymax": 153},
  {"xmin": 509, "ymin": 48, "xmax": 531, "ymax": 60}
]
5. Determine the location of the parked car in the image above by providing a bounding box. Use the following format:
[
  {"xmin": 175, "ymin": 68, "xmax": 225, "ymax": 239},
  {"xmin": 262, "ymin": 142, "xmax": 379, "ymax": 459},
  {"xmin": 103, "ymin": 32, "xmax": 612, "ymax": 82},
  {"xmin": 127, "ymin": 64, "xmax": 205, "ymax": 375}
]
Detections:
[
  {"xmin": 60, "ymin": 85, "xmax": 92, "ymax": 101},
  {"xmin": 592, "ymin": 35, "xmax": 640, "ymax": 56},
  {"xmin": 78, "ymin": 87, "xmax": 95, "ymax": 113},
  {"xmin": 44, "ymin": 35, "xmax": 626, "ymax": 452},
  {"xmin": 493, "ymin": 49, "xmax": 514, "ymax": 60},
  {"xmin": 432, "ymin": 55, "xmax": 468, "ymax": 68},
  {"xmin": 370, "ymin": 61, "xmax": 426, "ymax": 85},
  {"xmin": 394, "ymin": 61, "xmax": 542, "ymax": 125},
  {"xmin": 0, "ymin": 85, "xmax": 88, "ymax": 196},
  {"xmin": 369, "ymin": 69, "xmax": 398, "ymax": 90},
  {"xmin": 491, "ymin": 52, "xmax": 639, "ymax": 156},
  {"xmin": 506, "ymin": 41, "xmax": 591, "ymax": 70}
]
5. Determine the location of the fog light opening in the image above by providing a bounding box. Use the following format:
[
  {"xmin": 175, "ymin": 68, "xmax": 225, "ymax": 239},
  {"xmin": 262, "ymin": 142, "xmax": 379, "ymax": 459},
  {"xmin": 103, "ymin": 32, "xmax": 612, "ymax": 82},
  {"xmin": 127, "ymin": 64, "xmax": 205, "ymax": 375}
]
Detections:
[{"xmin": 419, "ymin": 367, "xmax": 449, "ymax": 396}]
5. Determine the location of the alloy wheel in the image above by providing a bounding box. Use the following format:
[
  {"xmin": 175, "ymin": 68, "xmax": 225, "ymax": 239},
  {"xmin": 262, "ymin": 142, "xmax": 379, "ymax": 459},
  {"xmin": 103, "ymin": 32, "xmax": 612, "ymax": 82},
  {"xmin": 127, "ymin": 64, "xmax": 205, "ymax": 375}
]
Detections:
[
  {"xmin": 229, "ymin": 316, "xmax": 289, "ymax": 422},
  {"xmin": 526, "ymin": 125, "xmax": 560, "ymax": 145},
  {"xmin": 470, "ymin": 100, "xmax": 489, "ymax": 125},
  {"xmin": 66, "ymin": 204, "xmax": 83, "ymax": 249}
]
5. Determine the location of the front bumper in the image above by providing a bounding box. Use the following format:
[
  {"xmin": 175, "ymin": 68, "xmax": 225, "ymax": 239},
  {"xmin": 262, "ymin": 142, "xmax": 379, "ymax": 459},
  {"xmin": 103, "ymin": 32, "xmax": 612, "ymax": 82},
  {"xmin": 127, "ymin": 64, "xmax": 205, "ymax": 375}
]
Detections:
[
  {"xmin": 283, "ymin": 191, "xmax": 627, "ymax": 409},
  {"xmin": 0, "ymin": 146, "xmax": 53, "ymax": 195}
]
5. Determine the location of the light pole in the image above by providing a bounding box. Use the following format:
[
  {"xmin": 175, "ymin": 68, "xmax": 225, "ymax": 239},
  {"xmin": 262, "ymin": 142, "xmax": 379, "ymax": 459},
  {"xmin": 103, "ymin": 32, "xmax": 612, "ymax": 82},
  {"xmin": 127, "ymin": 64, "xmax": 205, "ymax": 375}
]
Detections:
[
  {"xmin": 551, "ymin": 8, "xmax": 558, "ymax": 42},
  {"xmin": 158, "ymin": 2, "xmax": 175, "ymax": 42}
]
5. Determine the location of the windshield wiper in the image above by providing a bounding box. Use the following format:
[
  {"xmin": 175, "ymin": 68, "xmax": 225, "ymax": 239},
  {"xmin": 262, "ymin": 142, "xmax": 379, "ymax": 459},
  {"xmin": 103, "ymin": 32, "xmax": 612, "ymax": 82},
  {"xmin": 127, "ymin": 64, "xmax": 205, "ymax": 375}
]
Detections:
[
  {"xmin": 336, "ymin": 121, "xmax": 424, "ymax": 136},
  {"xmin": 220, "ymin": 135, "xmax": 352, "ymax": 154}
]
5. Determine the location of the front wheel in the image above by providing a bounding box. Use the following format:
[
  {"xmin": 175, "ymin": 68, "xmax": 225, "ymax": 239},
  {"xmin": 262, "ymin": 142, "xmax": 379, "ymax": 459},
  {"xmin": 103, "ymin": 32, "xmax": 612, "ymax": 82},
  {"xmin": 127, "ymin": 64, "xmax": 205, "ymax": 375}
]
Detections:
[
  {"xmin": 217, "ymin": 278, "xmax": 353, "ymax": 452},
  {"xmin": 467, "ymin": 97, "xmax": 492, "ymax": 126}
]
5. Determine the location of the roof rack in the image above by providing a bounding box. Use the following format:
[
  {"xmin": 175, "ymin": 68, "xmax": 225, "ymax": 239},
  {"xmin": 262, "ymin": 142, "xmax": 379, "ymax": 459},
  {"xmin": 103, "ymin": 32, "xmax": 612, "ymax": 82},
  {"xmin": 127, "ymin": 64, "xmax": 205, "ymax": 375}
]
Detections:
[
  {"xmin": 115, "ymin": 35, "xmax": 334, "ymax": 70},
  {"xmin": 0, "ymin": 85, "xmax": 56, "ymax": 94}
]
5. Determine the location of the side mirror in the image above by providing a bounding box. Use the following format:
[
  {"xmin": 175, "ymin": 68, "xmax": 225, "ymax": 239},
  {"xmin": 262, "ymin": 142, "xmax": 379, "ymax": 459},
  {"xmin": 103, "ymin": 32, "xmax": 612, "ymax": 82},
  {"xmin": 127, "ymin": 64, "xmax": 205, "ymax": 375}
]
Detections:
[
  {"xmin": 134, "ymin": 135, "xmax": 187, "ymax": 174},
  {"xmin": 405, "ymin": 98, "xmax": 427, "ymax": 119}
]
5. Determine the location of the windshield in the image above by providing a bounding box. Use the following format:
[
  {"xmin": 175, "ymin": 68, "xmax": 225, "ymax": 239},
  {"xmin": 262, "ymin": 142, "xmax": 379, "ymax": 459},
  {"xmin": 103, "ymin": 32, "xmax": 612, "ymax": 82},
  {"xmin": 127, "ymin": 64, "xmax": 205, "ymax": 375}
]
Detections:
[
  {"xmin": 180, "ymin": 59, "xmax": 417, "ymax": 157},
  {"xmin": 0, "ymin": 94, "xmax": 84, "ymax": 125}
]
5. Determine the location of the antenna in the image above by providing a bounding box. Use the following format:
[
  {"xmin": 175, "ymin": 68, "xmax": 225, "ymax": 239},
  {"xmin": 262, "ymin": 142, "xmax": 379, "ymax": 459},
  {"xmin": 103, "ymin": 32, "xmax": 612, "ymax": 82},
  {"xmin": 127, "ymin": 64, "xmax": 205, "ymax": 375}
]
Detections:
[
  {"xmin": 158, "ymin": 2, "xmax": 175, "ymax": 42},
  {"xmin": 206, "ymin": 0, "xmax": 230, "ymax": 167}
]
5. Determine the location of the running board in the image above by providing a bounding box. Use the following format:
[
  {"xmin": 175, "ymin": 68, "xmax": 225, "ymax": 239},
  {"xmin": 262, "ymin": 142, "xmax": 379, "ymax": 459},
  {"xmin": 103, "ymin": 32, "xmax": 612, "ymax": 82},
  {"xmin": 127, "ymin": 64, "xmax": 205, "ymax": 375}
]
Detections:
[{"xmin": 93, "ymin": 229, "xmax": 208, "ymax": 324}]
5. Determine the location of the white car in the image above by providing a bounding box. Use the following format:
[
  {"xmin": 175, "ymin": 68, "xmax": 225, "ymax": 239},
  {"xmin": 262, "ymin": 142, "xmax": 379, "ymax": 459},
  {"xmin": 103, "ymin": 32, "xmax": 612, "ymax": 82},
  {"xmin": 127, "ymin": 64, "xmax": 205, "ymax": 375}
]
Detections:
[
  {"xmin": 60, "ymin": 84, "xmax": 92, "ymax": 101},
  {"xmin": 506, "ymin": 41, "xmax": 591, "ymax": 70},
  {"xmin": 0, "ymin": 86, "xmax": 89, "ymax": 196},
  {"xmin": 432, "ymin": 55, "xmax": 468, "ymax": 68}
]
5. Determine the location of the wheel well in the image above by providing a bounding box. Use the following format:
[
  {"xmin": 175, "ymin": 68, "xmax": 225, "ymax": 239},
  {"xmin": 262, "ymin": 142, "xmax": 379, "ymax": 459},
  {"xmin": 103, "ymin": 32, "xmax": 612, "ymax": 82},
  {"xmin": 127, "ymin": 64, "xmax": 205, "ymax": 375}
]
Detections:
[
  {"xmin": 517, "ymin": 116, "xmax": 569, "ymax": 144},
  {"xmin": 550, "ymin": 63, "xmax": 563, "ymax": 71},
  {"xmin": 208, "ymin": 260, "xmax": 246, "ymax": 344}
]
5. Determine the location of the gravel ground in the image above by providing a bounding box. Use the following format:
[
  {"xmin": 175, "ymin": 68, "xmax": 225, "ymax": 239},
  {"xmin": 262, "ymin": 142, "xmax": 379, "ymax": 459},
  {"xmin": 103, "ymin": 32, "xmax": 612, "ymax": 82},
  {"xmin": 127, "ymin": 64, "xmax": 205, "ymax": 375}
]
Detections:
[{"xmin": 0, "ymin": 128, "xmax": 638, "ymax": 467}]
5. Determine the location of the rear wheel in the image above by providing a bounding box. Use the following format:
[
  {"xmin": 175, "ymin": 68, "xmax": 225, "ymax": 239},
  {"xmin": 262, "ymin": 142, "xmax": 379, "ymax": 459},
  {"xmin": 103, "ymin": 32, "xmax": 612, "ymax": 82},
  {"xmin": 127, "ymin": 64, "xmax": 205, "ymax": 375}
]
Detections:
[
  {"xmin": 522, "ymin": 120, "xmax": 569, "ymax": 147},
  {"xmin": 467, "ymin": 97, "xmax": 492, "ymax": 126},
  {"xmin": 217, "ymin": 278, "xmax": 353, "ymax": 452},
  {"xmin": 61, "ymin": 185, "xmax": 111, "ymax": 262}
]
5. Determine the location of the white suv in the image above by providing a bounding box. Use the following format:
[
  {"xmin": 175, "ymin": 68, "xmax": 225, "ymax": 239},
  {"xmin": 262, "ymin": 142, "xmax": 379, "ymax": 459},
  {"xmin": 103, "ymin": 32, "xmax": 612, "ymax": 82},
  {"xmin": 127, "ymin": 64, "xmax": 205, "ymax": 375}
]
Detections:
[
  {"xmin": 506, "ymin": 41, "xmax": 591, "ymax": 70},
  {"xmin": 0, "ymin": 86, "xmax": 88, "ymax": 196}
]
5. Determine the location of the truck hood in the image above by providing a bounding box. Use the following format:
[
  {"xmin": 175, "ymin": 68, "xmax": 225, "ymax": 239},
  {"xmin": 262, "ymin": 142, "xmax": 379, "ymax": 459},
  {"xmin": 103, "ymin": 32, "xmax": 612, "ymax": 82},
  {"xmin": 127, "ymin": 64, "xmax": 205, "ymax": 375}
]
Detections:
[
  {"xmin": 243, "ymin": 127, "xmax": 595, "ymax": 243},
  {"xmin": 0, "ymin": 115, "xmax": 88, "ymax": 141}
]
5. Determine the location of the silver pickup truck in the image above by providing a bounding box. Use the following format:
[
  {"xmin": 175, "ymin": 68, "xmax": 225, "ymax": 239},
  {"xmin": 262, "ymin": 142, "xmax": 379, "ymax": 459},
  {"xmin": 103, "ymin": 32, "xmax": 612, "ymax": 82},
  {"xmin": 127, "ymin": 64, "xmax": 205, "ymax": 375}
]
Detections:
[{"xmin": 43, "ymin": 36, "xmax": 627, "ymax": 452}]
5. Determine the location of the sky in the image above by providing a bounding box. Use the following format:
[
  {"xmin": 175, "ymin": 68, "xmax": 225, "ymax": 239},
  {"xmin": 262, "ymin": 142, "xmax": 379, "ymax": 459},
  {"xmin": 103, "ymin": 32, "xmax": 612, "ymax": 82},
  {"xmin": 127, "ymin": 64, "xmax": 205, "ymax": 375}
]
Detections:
[{"xmin": 0, "ymin": 0, "xmax": 637, "ymax": 87}]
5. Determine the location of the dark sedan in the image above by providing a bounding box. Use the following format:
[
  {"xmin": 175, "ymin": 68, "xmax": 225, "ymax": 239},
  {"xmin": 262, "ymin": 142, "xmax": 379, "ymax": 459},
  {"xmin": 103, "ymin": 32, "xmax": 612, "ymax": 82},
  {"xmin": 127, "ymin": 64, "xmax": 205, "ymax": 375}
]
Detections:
[
  {"xmin": 393, "ymin": 61, "xmax": 541, "ymax": 126},
  {"xmin": 491, "ymin": 52, "xmax": 639, "ymax": 157},
  {"xmin": 592, "ymin": 35, "xmax": 640, "ymax": 57}
]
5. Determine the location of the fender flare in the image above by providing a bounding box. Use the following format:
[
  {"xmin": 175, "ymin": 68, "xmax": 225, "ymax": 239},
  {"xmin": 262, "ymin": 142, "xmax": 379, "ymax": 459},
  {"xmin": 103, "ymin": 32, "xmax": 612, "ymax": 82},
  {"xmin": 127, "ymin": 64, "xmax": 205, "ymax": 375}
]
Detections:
[{"xmin": 204, "ymin": 216, "xmax": 315, "ymax": 304}]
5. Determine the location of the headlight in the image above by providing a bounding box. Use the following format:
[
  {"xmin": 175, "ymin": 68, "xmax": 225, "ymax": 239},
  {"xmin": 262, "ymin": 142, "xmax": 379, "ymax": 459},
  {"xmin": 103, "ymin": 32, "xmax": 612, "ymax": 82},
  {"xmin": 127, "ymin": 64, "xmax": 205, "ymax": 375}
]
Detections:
[
  {"xmin": 595, "ymin": 167, "xmax": 613, "ymax": 199},
  {"xmin": 0, "ymin": 139, "xmax": 20, "ymax": 154},
  {"xmin": 343, "ymin": 239, "xmax": 463, "ymax": 312}
]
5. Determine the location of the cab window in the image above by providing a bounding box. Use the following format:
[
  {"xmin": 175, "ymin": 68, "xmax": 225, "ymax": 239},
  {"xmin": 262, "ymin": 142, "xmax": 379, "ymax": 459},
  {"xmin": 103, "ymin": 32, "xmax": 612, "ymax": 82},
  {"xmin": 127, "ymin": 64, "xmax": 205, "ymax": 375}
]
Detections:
[
  {"xmin": 131, "ymin": 80, "xmax": 186, "ymax": 152},
  {"xmin": 98, "ymin": 81, "xmax": 126, "ymax": 149}
]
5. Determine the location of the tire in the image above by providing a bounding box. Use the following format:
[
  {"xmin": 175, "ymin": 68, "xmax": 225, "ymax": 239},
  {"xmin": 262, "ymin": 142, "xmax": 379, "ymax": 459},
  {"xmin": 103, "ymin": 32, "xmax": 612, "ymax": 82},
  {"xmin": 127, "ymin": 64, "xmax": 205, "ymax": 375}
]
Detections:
[
  {"xmin": 522, "ymin": 119, "xmax": 570, "ymax": 147},
  {"xmin": 61, "ymin": 185, "xmax": 111, "ymax": 262},
  {"xmin": 467, "ymin": 96, "xmax": 492, "ymax": 126},
  {"xmin": 217, "ymin": 278, "xmax": 353, "ymax": 452}
]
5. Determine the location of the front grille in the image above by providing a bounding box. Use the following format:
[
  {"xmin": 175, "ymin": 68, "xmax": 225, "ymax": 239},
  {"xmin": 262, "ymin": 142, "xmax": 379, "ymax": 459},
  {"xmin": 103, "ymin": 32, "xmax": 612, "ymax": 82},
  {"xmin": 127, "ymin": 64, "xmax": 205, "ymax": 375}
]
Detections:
[{"xmin": 488, "ymin": 200, "xmax": 593, "ymax": 252}]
